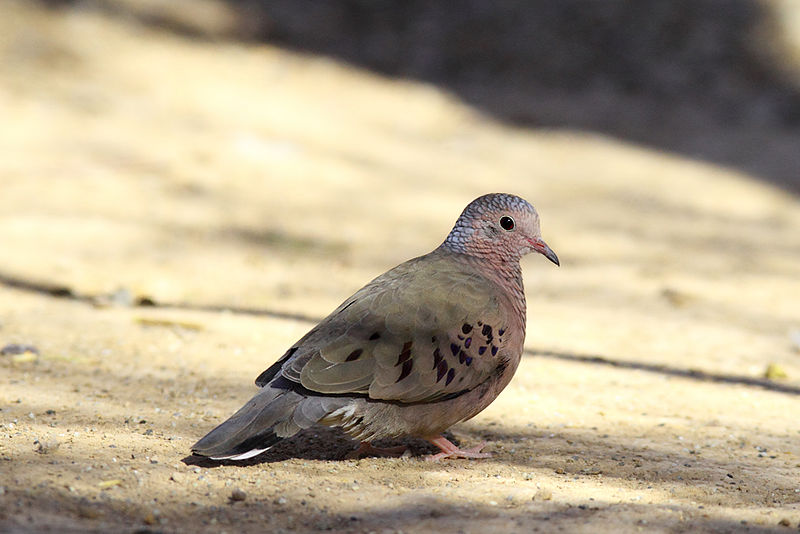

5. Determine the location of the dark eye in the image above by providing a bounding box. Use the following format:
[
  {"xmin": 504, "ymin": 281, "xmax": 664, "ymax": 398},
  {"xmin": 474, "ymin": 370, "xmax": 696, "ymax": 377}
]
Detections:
[{"xmin": 499, "ymin": 216, "xmax": 515, "ymax": 231}]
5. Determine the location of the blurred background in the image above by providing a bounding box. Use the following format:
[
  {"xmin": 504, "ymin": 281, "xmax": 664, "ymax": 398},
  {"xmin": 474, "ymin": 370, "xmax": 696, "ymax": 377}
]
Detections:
[
  {"xmin": 22, "ymin": 0, "xmax": 800, "ymax": 190},
  {"xmin": 1, "ymin": 1, "xmax": 800, "ymax": 531}
]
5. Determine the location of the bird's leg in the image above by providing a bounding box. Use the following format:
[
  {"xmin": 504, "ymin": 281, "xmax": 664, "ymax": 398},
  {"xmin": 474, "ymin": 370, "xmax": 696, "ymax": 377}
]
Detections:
[
  {"xmin": 425, "ymin": 435, "xmax": 492, "ymax": 461},
  {"xmin": 346, "ymin": 441, "xmax": 408, "ymax": 459}
]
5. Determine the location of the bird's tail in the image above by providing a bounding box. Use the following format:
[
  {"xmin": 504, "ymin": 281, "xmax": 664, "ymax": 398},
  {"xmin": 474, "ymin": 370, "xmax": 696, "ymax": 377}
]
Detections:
[{"xmin": 191, "ymin": 383, "xmax": 349, "ymax": 460}]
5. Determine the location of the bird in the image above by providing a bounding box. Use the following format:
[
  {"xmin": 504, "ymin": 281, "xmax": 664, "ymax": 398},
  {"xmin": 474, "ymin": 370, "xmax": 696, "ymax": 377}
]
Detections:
[{"xmin": 191, "ymin": 193, "xmax": 559, "ymax": 461}]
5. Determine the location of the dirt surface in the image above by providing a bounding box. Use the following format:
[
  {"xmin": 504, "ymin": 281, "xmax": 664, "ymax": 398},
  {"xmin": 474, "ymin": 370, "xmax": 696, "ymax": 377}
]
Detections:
[{"xmin": 1, "ymin": 2, "xmax": 800, "ymax": 533}]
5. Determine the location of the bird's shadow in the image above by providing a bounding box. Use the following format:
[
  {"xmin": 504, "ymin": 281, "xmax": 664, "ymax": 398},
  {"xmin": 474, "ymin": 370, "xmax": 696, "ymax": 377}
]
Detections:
[{"xmin": 181, "ymin": 426, "xmax": 448, "ymax": 468}]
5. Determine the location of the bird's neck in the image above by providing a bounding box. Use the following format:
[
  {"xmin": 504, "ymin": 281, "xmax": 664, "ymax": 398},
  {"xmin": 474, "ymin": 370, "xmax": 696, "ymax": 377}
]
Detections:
[
  {"xmin": 459, "ymin": 251, "xmax": 527, "ymax": 330},
  {"xmin": 492, "ymin": 257, "xmax": 526, "ymax": 318}
]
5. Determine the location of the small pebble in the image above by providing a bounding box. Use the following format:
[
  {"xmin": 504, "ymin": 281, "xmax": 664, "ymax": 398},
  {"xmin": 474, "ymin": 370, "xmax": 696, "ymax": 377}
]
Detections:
[
  {"xmin": 35, "ymin": 439, "xmax": 60, "ymax": 454},
  {"xmin": 764, "ymin": 363, "xmax": 788, "ymax": 380},
  {"xmin": 777, "ymin": 518, "xmax": 791, "ymax": 527},
  {"xmin": 108, "ymin": 287, "xmax": 134, "ymax": 307},
  {"xmin": 77, "ymin": 500, "xmax": 101, "ymax": 519},
  {"xmin": 231, "ymin": 488, "xmax": 247, "ymax": 502},
  {"xmin": 1, "ymin": 343, "xmax": 40, "ymax": 356},
  {"xmin": 170, "ymin": 472, "xmax": 186, "ymax": 483},
  {"xmin": 789, "ymin": 330, "xmax": 800, "ymax": 353},
  {"xmin": 661, "ymin": 287, "xmax": 693, "ymax": 307},
  {"xmin": 97, "ymin": 479, "xmax": 122, "ymax": 489},
  {"xmin": 534, "ymin": 488, "xmax": 553, "ymax": 501}
]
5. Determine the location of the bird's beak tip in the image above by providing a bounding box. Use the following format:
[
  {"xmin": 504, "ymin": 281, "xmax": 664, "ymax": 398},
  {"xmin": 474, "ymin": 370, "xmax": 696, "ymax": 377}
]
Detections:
[{"xmin": 530, "ymin": 238, "xmax": 559, "ymax": 266}]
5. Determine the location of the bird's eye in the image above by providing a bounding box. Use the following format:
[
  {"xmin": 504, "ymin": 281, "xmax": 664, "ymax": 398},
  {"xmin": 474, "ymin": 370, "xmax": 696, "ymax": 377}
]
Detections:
[{"xmin": 499, "ymin": 216, "xmax": 515, "ymax": 231}]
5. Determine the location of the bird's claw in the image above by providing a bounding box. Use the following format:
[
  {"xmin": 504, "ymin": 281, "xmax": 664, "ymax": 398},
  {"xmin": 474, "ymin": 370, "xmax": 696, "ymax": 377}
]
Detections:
[{"xmin": 425, "ymin": 436, "xmax": 492, "ymax": 461}]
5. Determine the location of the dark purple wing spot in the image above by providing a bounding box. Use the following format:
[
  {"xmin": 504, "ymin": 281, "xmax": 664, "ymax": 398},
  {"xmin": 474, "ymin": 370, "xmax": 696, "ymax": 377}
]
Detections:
[
  {"xmin": 436, "ymin": 360, "xmax": 448, "ymax": 382},
  {"xmin": 431, "ymin": 336, "xmax": 437, "ymax": 343},
  {"xmin": 396, "ymin": 341, "xmax": 413, "ymax": 366},
  {"xmin": 445, "ymin": 368, "xmax": 455, "ymax": 386},
  {"xmin": 432, "ymin": 348, "xmax": 442, "ymax": 370},
  {"xmin": 465, "ymin": 356, "xmax": 473, "ymax": 366},
  {"xmin": 458, "ymin": 350, "xmax": 467, "ymax": 364},
  {"xmin": 397, "ymin": 359, "xmax": 413, "ymax": 382},
  {"xmin": 450, "ymin": 343, "xmax": 459, "ymax": 356},
  {"xmin": 482, "ymin": 324, "xmax": 493, "ymax": 342},
  {"xmin": 464, "ymin": 337, "xmax": 472, "ymax": 349},
  {"xmin": 478, "ymin": 346, "xmax": 487, "ymax": 355},
  {"xmin": 345, "ymin": 349, "xmax": 363, "ymax": 362},
  {"xmin": 498, "ymin": 328, "xmax": 506, "ymax": 336},
  {"xmin": 369, "ymin": 332, "xmax": 381, "ymax": 340},
  {"xmin": 477, "ymin": 321, "xmax": 483, "ymax": 326},
  {"xmin": 457, "ymin": 334, "xmax": 464, "ymax": 340},
  {"xmin": 461, "ymin": 323, "xmax": 472, "ymax": 334},
  {"xmin": 491, "ymin": 345, "xmax": 498, "ymax": 356}
]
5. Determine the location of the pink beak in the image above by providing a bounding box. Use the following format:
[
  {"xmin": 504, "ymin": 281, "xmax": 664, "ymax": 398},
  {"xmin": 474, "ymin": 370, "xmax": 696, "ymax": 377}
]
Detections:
[{"xmin": 529, "ymin": 238, "xmax": 560, "ymax": 266}]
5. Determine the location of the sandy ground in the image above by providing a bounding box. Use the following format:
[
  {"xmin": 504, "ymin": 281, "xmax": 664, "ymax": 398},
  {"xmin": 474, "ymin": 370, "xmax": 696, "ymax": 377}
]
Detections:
[{"xmin": 1, "ymin": 2, "xmax": 800, "ymax": 532}]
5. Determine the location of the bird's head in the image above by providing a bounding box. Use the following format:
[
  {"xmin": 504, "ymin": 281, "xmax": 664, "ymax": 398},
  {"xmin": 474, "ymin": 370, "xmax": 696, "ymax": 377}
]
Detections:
[{"xmin": 443, "ymin": 193, "xmax": 559, "ymax": 266}]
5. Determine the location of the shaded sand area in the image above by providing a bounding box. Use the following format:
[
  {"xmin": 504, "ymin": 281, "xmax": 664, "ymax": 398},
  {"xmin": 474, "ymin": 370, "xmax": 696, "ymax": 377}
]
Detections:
[{"xmin": 1, "ymin": 2, "xmax": 799, "ymax": 532}]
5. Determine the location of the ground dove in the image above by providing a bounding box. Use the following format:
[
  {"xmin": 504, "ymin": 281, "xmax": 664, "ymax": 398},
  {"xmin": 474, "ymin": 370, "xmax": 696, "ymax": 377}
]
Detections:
[{"xmin": 192, "ymin": 193, "xmax": 559, "ymax": 461}]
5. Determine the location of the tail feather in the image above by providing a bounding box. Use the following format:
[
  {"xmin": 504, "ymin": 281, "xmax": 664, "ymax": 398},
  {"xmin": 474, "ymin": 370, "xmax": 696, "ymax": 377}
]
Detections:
[
  {"xmin": 191, "ymin": 386, "xmax": 300, "ymax": 458},
  {"xmin": 191, "ymin": 384, "xmax": 350, "ymax": 460}
]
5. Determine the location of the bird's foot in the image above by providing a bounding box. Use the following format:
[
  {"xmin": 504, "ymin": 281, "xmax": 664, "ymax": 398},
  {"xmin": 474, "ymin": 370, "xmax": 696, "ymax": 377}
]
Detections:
[
  {"xmin": 425, "ymin": 435, "xmax": 492, "ymax": 461},
  {"xmin": 346, "ymin": 441, "xmax": 408, "ymax": 459}
]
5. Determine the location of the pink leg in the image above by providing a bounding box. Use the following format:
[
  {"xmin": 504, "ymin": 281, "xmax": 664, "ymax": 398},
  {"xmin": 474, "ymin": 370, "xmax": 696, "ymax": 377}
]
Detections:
[
  {"xmin": 346, "ymin": 441, "xmax": 408, "ymax": 459},
  {"xmin": 425, "ymin": 435, "xmax": 492, "ymax": 462}
]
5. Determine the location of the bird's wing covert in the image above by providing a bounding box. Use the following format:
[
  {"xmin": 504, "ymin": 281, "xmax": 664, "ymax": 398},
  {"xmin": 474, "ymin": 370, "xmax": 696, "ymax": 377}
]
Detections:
[{"xmin": 262, "ymin": 254, "xmax": 514, "ymax": 404}]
